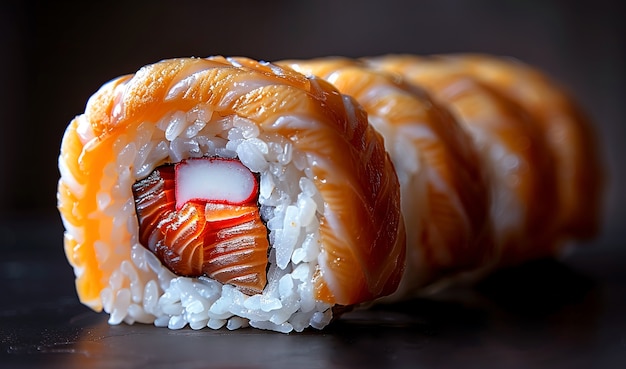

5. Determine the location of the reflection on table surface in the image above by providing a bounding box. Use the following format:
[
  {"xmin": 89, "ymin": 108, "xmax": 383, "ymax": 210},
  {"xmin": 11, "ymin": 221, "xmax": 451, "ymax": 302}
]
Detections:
[{"xmin": 1, "ymin": 221, "xmax": 625, "ymax": 369}]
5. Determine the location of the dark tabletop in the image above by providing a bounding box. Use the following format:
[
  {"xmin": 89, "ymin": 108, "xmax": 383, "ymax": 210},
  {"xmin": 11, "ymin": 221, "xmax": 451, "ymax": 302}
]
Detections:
[{"xmin": 1, "ymin": 218, "xmax": 625, "ymax": 369}]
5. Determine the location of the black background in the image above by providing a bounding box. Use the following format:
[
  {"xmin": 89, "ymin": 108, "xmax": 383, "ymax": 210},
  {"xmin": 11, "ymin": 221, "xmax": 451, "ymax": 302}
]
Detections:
[
  {"xmin": 1, "ymin": 0, "xmax": 624, "ymax": 247},
  {"xmin": 1, "ymin": 1, "xmax": 625, "ymax": 367}
]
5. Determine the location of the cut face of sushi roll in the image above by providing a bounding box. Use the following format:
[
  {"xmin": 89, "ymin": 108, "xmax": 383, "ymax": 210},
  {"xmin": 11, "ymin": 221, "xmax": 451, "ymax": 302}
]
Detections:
[
  {"xmin": 280, "ymin": 58, "xmax": 494, "ymax": 299},
  {"xmin": 131, "ymin": 158, "xmax": 269, "ymax": 295},
  {"xmin": 57, "ymin": 56, "xmax": 405, "ymax": 332}
]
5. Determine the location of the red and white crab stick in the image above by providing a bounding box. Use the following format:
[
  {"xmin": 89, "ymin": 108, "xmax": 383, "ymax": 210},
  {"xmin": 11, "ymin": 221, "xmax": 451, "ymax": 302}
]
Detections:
[{"xmin": 175, "ymin": 158, "xmax": 259, "ymax": 209}]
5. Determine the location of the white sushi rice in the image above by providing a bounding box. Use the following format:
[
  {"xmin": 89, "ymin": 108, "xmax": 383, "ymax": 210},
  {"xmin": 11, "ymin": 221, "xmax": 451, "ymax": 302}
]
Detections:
[{"xmin": 92, "ymin": 103, "xmax": 333, "ymax": 333}]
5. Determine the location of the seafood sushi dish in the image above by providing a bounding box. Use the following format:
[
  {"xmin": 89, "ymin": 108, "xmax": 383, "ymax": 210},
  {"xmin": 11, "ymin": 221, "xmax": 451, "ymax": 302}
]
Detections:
[
  {"xmin": 58, "ymin": 54, "xmax": 603, "ymax": 332},
  {"xmin": 57, "ymin": 56, "xmax": 404, "ymax": 332},
  {"xmin": 367, "ymin": 54, "xmax": 604, "ymax": 241},
  {"xmin": 279, "ymin": 57, "xmax": 494, "ymax": 297}
]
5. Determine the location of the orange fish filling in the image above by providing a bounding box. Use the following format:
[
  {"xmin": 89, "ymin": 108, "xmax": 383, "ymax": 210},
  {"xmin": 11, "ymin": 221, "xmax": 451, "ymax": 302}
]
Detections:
[{"xmin": 132, "ymin": 158, "xmax": 270, "ymax": 295}]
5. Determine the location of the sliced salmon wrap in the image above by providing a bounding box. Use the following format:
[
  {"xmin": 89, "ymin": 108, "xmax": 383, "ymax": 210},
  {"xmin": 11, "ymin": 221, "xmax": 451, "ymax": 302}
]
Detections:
[
  {"xmin": 367, "ymin": 54, "xmax": 604, "ymax": 241},
  {"xmin": 57, "ymin": 56, "xmax": 405, "ymax": 333},
  {"xmin": 279, "ymin": 58, "xmax": 493, "ymax": 299},
  {"xmin": 398, "ymin": 72, "xmax": 559, "ymax": 264},
  {"xmin": 283, "ymin": 55, "xmax": 603, "ymax": 296}
]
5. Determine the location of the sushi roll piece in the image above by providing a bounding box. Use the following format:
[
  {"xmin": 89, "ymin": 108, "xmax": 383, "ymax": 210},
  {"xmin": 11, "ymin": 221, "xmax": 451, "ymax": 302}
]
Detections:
[
  {"xmin": 368, "ymin": 54, "xmax": 604, "ymax": 240},
  {"xmin": 279, "ymin": 58, "xmax": 493, "ymax": 299},
  {"xmin": 375, "ymin": 69, "xmax": 561, "ymax": 264},
  {"xmin": 57, "ymin": 56, "xmax": 405, "ymax": 332},
  {"xmin": 282, "ymin": 55, "xmax": 604, "ymax": 291}
]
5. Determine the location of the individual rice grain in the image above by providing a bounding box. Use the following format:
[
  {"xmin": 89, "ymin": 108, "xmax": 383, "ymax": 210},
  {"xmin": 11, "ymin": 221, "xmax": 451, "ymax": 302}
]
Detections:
[
  {"xmin": 259, "ymin": 173, "xmax": 276, "ymax": 201},
  {"xmin": 195, "ymin": 277, "xmax": 222, "ymax": 300},
  {"xmin": 208, "ymin": 318, "xmax": 226, "ymax": 330},
  {"xmin": 117, "ymin": 142, "xmax": 137, "ymax": 168},
  {"xmin": 168, "ymin": 315, "xmax": 187, "ymax": 330},
  {"xmin": 164, "ymin": 111, "xmax": 188, "ymax": 141},
  {"xmin": 290, "ymin": 248, "xmax": 306, "ymax": 264},
  {"xmin": 296, "ymin": 193, "xmax": 317, "ymax": 227},
  {"xmin": 100, "ymin": 287, "xmax": 114, "ymax": 313},
  {"xmin": 298, "ymin": 284, "xmax": 316, "ymax": 313},
  {"xmin": 279, "ymin": 275, "xmax": 295, "ymax": 297},
  {"xmin": 184, "ymin": 119, "xmax": 207, "ymax": 139},
  {"xmin": 189, "ymin": 318, "xmax": 209, "ymax": 330},
  {"xmin": 130, "ymin": 244, "xmax": 148, "ymax": 272},
  {"xmin": 157, "ymin": 268, "xmax": 175, "ymax": 291},
  {"xmin": 142, "ymin": 280, "xmax": 161, "ymax": 316},
  {"xmin": 291, "ymin": 263, "xmax": 312, "ymax": 282},
  {"xmin": 126, "ymin": 303, "xmax": 153, "ymax": 324},
  {"xmin": 109, "ymin": 288, "xmax": 131, "ymax": 325},
  {"xmin": 226, "ymin": 317, "xmax": 248, "ymax": 330},
  {"xmin": 309, "ymin": 310, "xmax": 333, "ymax": 330},
  {"xmin": 145, "ymin": 248, "xmax": 164, "ymax": 274},
  {"xmin": 236, "ymin": 139, "xmax": 270, "ymax": 173},
  {"xmin": 120, "ymin": 260, "xmax": 142, "ymax": 303},
  {"xmin": 133, "ymin": 140, "xmax": 156, "ymax": 178},
  {"xmin": 154, "ymin": 315, "xmax": 169, "ymax": 327},
  {"xmin": 271, "ymin": 294, "xmax": 300, "ymax": 325},
  {"xmin": 290, "ymin": 311, "xmax": 314, "ymax": 332},
  {"xmin": 160, "ymin": 298, "xmax": 183, "ymax": 317},
  {"xmin": 170, "ymin": 137, "xmax": 200, "ymax": 162},
  {"xmin": 277, "ymin": 142, "xmax": 293, "ymax": 165}
]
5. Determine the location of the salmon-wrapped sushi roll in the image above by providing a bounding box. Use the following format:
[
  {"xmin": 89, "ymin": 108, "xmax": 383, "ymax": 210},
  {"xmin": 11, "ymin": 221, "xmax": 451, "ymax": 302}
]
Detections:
[
  {"xmin": 377, "ymin": 70, "xmax": 560, "ymax": 264},
  {"xmin": 57, "ymin": 56, "xmax": 405, "ymax": 332},
  {"xmin": 368, "ymin": 54, "xmax": 604, "ymax": 240},
  {"xmin": 279, "ymin": 58, "xmax": 493, "ymax": 299}
]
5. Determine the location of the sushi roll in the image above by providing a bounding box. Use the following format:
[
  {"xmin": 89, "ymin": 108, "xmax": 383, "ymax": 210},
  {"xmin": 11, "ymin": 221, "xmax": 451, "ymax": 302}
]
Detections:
[
  {"xmin": 281, "ymin": 55, "xmax": 603, "ymax": 293},
  {"xmin": 367, "ymin": 54, "xmax": 604, "ymax": 240},
  {"xmin": 279, "ymin": 57, "xmax": 493, "ymax": 299},
  {"xmin": 57, "ymin": 56, "xmax": 405, "ymax": 332},
  {"xmin": 371, "ymin": 69, "xmax": 560, "ymax": 264}
]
